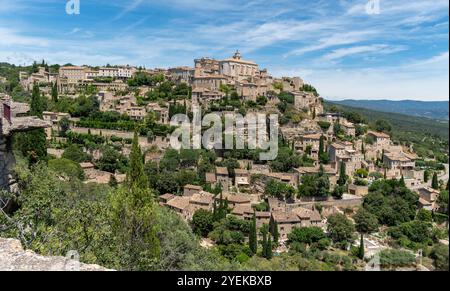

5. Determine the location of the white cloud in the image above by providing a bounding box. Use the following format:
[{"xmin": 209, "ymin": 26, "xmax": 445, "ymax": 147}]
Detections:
[
  {"xmin": 0, "ymin": 28, "xmax": 49, "ymax": 47},
  {"xmin": 322, "ymin": 44, "xmax": 407, "ymax": 61}
]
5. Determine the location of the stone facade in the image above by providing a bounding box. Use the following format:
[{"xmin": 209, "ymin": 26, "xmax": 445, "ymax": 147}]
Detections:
[{"xmin": 1, "ymin": 95, "xmax": 50, "ymax": 193}]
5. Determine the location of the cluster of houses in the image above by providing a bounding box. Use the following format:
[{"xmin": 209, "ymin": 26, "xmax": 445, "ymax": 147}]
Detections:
[
  {"xmin": 160, "ymin": 183, "xmax": 327, "ymax": 241},
  {"xmin": 6, "ymin": 52, "xmax": 446, "ymax": 245}
]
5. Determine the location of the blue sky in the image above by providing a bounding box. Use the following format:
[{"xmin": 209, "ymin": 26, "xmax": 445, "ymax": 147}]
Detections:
[{"xmin": 0, "ymin": 0, "xmax": 448, "ymax": 100}]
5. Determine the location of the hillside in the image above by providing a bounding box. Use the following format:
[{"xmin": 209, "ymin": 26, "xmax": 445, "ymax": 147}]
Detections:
[
  {"xmin": 325, "ymin": 101, "xmax": 449, "ymax": 161},
  {"xmin": 331, "ymin": 100, "xmax": 449, "ymax": 121}
]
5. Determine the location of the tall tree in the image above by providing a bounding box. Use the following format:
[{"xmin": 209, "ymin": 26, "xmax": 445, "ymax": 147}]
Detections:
[
  {"xmin": 424, "ymin": 170, "xmax": 430, "ymax": 183},
  {"xmin": 249, "ymin": 212, "xmax": 257, "ymax": 255},
  {"xmin": 400, "ymin": 175, "xmax": 406, "ymax": 187},
  {"xmin": 337, "ymin": 162, "xmax": 347, "ymax": 187},
  {"xmin": 319, "ymin": 135, "xmax": 325, "ymax": 157},
  {"xmin": 266, "ymin": 234, "xmax": 273, "ymax": 260},
  {"xmin": 358, "ymin": 234, "xmax": 365, "ymax": 260},
  {"xmin": 261, "ymin": 224, "xmax": 268, "ymax": 258},
  {"xmin": 126, "ymin": 132, "xmax": 148, "ymax": 189},
  {"xmin": 30, "ymin": 83, "xmax": 45, "ymax": 118},
  {"xmin": 51, "ymin": 82, "xmax": 58, "ymax": 103},
  {"xmin": 432, "ymin": 172, "xmax": 439, "ymax": 190},
  {"xmin": 110, "ymin": 131, "xmax": 160, "ymax": 270},
  {"xmin": 269, "ymin": 217, "xmax": 279, "ymax": 245}
]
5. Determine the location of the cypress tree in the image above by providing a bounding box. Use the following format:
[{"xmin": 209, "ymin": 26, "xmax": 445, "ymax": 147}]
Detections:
[
  {"xmin": 432, "ymin": 172, "xmax": 439, "ymax": 190},
  {"xmin": 269, "ymin": 217, "xmax": 279, "ymax": 245},
  {"xmin": 261, "ymin": 225, "xmax": 268, "ymax": 258},
  {"xmin": 126, "ymin": 131, "xmax": 148, "ymax": 189},
  {"xmin": 267, "ymin": 234, "xmax": 273, "ymax": 260},
  {"xmin": 400, "ymin": 175, "xmax": 406, "ymax": 187},
  {"xmin": 249, "ymin": 212, "xmax": 257, "ymax": 255},
  {"xmin": 30, "ymin": 83, "xmax": 45, "ymax": 118},
  {"xmin": 319, "ymin": 135, "xmax": 325, "ymax": 157},
  {"xmin": 51, "ymin": 82, "xmax": 58, "ymax": 103},
  {"xmin": 424, "ymin": 170, "xmax": 430, "ymax": 183},
  {"xmin": 338, "ymin": 162, "xmax": 347, "ymax": 186},
  {"xmin": 358, "ymin": 234, "xmax": 365, "ymax": 260}
]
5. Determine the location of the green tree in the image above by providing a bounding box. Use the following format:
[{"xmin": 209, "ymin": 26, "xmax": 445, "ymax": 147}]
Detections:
[
  {"xmin": 109, "ymin": 130, "xmax": 160, "ymax": 270},
  {"xmin": 430, "ymin": 244, "xmax": 449, "ymax": 271},
  {"xmin": 48, "ymin": 158, "xmax": 85, "ymax": 180},
  {"xmin": 17, "ymin": 83, "xmax": 47, "ymax": 164},
  {"xmin": 58, "ymin": 117, "xmax": 71, "ymax": 137},
  {"xmin": 327, "ymin": 214, "xmax": 355, "ymax": 249},
  {"xmin": 109, "ymin": 185, "xmax": 160, "ymax": 270},
  {"xmin": 432, "ymin": 172, "xmax": 439, "ymax": 190},
  {"xmin": 374, "ymin": 119, "xmax": 392, "ymax": 133},
  {"xmin": 126, "ymin": 132, "xmax": 148, "ymax": 189},
  {"xmin": 424, "ymin": 170, "xmax": 430, "ymax": 183},
  {"xmin": 337, "ymin": 162, "xmax": 347, "ymax": 186},
  {"xmin": 62, "ymin": 144, "xmax": 88, "ymax": 163},
  {"xmin": 354, "ymin": 208, "xmax": 379, "ymax": 234},
  {"xmin": 261, "ymin": 224, "xmax": 269, "ymax": 258},
  {"xmin": 249, "ymin": 212, "xmax": 257, "ymax": 255},
  {"xmin": 192, "ymin": 209, "xmax": 214, "ymax": 237},
  {"xmin": 354, "ymin": 207, "xmax": 378, "ymax": 259},
  {"xmin": 51, "ymin": 82, "xmax": 58, "ymax": 103},
  {"xmin": 357, "ymin": 234, "xmax": 365, "ymax": 260},
  {"xmin": 269, "ymin": 217, "xmax": 279, "ymax": 245},
  {"xmin": 288, "ymin": 226, "xmax": 326, "ymax": 245}
]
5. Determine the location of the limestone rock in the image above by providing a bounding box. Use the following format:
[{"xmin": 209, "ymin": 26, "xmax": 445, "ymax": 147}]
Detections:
[{"xmin": 0, "ymin": 238, "xmax": 113, "ymax": 271}]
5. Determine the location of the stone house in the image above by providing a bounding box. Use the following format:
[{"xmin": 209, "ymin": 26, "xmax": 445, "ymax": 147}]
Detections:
[
  {"xmin": 216, "ymin": 167, "xmax": 230, "ymax": 192},
  {"xmin": 183, "ymin": 184, "xmax": 203, "ymax": 197}
]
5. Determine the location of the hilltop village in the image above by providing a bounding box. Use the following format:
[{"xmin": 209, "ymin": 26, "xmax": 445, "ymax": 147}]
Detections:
[{"xmin": 0, "ymin": 52, "xmax": 448, "ymax": 271}]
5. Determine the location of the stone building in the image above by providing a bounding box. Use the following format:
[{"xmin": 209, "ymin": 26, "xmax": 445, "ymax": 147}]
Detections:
[{"xmin": 219, "ymin": 50, "xmax": 259, "ymax": 82}]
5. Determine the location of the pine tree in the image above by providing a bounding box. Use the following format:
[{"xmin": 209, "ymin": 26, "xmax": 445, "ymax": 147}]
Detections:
[
  {"xmin": 432, "ymin": 172, "xmax": 439, "ymax": 190},
  {"xmin": 338, "ymin": 162, "xmax": 347, "ymax": 186},
  {"xmin": 249, "ymin": 212, "xmax": 257, "ymax": 255}
]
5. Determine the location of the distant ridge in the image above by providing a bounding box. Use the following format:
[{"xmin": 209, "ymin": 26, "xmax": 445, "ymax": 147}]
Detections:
[{"xmin": 330, "ymin": 99, "xmax": 449, "ymax": 121}]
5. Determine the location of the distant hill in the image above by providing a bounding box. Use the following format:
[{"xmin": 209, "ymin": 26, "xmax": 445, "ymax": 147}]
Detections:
[
  {"xmin": 324, "ymin": 101, "xmax": 449, "ymax": 140},
  {"xmin": 330, "ymin": 100, "xmax": 449, "ymax": 121}
]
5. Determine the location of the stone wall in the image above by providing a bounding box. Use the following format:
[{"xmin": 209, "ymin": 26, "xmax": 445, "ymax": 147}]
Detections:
[{"xmin": 0, "ymin": 238, "xmax": 112, "ymax": 271}]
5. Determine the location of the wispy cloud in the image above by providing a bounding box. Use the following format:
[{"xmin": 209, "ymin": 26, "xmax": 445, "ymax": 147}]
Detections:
[{"xmin": 322, "ymin": 44, "xmax": 408, "ymax": 61}]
